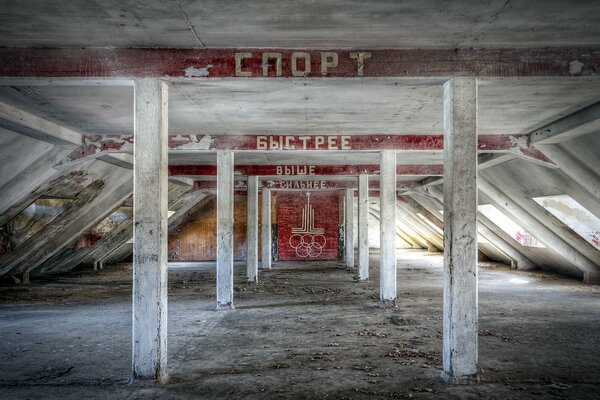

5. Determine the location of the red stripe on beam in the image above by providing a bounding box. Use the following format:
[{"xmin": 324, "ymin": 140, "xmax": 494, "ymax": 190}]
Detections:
[
  {"xmin": 168, "ymin": 164, "xmax": 443, "ymax": 176},
  {"xmin": 0, "ymin": 48, "xmax": 598, "ymax": 77}
]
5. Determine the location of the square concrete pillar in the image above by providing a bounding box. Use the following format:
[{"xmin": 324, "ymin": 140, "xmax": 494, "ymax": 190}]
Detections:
[
  {"xmin": 246, "ymin": 176, "xmax": 259, "ymax": 282},
  {"xmin": 379, "ymin": 150, "xmax": 397, "ymax": 303},
  {"xmin": 358, "ymin": 174, "xmax": 369, "ymax": 281},
  {"xmin": 216, "ymin": 150, "xmax": 234, "ymax": 309},
  {"xmin": 345, "ymin": 188, "xmax": 355, "ymax": 269},
  {"xmin": 261, "ymin": 188, "xmax": 272, "ymax": 269},
  {"xmin": 132, "ymin": 78, "xmax": 168, "ymax": 382},
  {"xmin": 442, "ymin": 77, "xmax": 479, "ymax": 383}
]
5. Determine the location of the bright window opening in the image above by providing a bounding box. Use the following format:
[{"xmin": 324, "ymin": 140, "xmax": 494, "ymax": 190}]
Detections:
[
  {"xmin": 533, "ymin": 195, "xmax": 600, "ymax": 250},
  {"xmin": 478, "ymin": 204, "xmax": 545, "ymax": 248}
]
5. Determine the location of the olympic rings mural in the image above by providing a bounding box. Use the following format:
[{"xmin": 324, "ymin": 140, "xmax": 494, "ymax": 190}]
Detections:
[{"xmin": 288, "ymin": 193, "xmax": 327, "ymax": 258}]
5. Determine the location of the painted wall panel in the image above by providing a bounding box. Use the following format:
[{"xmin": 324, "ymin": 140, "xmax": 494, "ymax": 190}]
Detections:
[{"xmin": 276, "ymin": 192, "xmax": 339, "ymax": 261}]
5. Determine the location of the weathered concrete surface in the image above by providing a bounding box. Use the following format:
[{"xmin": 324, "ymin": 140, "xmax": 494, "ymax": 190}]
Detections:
[
  {"xmin": 132, "ymin": 78, "xmax": 168, "ymax": 381},
  {"xmin": 442, "ymin": 77, "xmax": 478, "ymax": 382},
  {"xmin": 358, "ymin": 174, "xmax": 369, "ymax": 281},
  {"xmin": 246, "ymin": 176, "xmax": 259, "ymax": 283},
  {"xmin": 1, "ymin": 252, "xmax": 600, "ymax": 399},
  {"xmin": 261, "ymin": 188, "xmax": 272, "ymax": 270},
  {"xmin": 344, "ymin": 188, "xmax": 354, "ymax": 269},
  {"xmin": 379, "ymin": 150, "xmax": 396, "ymax": 302},
  {"xmin": 216, "ymin": 150, "xmax": 234, "ymax": 308}
]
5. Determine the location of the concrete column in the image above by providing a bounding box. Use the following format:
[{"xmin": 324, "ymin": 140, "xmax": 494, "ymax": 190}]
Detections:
[
  {"xmin": 216, "ymin": 150, "xmax": 234, "ymax": 309},
  {"xmin": 358, "ymin": 174, "xmax": 369, "ymax": 281},
  {"xmin": 442, "ymin": 77, "xmax": 479, "ymax": 383},
  {"xmin": 132, "ymin": 78, "xmax": 168, "ymax": 382},
  {"xmin": 379, "ymin": 150, "xmax": 397, "ymax": 303},
  {"xmin": 345, "ymin": 188, "xmax": 355, "ymax": 269},
  {"xmin": 261, "ymin": 188, "xmax": 272, "ymax": 270},
  {"xmin": 246, "ymin": 176, "xmax": 259, "ymax": 282}
]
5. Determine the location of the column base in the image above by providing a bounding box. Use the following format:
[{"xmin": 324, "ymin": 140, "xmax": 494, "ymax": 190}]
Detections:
[
  {"xmin": 440, "ymin": 371, "xmax": 477, "ymax": 384},
  {"xmin": 216, "ymin": 303, "xmax": 235, "ymax": 311},
  {"xmin": 247, "ymin": 277, "xmax": 258, "ymax": 284},
  {"xmin": 378, "ymin": 299, "xmax": 397, "ymax": 309},
  {"xmin": 583, "ymin": 270, "xmax": 600, "ymax": 284},
  {"xmin": 130, "ymin": 374, "xmax": 170, "ymax": 385}
]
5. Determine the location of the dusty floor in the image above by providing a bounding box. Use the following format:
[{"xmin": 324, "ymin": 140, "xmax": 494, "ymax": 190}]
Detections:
[{"xmin": 0, "ymin": 250, "xmax": 599, "ymax": 399}]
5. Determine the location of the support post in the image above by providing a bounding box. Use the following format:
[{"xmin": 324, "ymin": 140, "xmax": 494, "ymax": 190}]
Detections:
[
  {"xmin": 132, "ymin": 78, "xmax": 168, "ymax": 382},
  {"xmin": 379, "ymin": 150, "xmax": 397, "ymax": 304},
  {"xmin": 442, "ymin": 77, "xmax": 479, "ymax": 383},
  {"xmin": 261, "ymin": 188, "xmax": 272, "ymax": 270},
  {"xmin": 345, "ymin": 188, "xmax": 355, "ymax": 269},
  {"xmin": 216, "ymin": 150, "xmax": 234, "ymax": 309},
  {"xmin": 358, "ymin": 174, "xmax": 369, "ymax": 281},
  {"xmin": 246, "ymin": 176, "xmax": 259, "ymax": 282}
]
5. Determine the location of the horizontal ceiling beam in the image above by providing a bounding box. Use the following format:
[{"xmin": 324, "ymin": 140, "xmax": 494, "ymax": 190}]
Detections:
[
  {"xmin": 0, "ymin": 48, "xmax": 599, "ymax": 78},
  {"xmin": 168, "ymin": 164, "xmax": 443, "ymax": 177},
  {"xmin": 57, "ymin": 134, "xmax": 551, "ymax": 166}
]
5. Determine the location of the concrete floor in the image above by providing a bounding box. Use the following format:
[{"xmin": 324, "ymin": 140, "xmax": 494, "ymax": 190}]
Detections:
[{"xmin": 1, "ymin": 250, "xmax": 599, "ymax": 399}]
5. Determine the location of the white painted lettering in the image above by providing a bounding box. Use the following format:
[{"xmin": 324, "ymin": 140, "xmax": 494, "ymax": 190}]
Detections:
[
  {"xmin": 298, "ymin": 136, "xmax": 310, "ymax": 150},
  {"xmin": 315, "ymin": 136, "xmax": 325, "ymax": 149},
  {"xmin": 327, "ymin": 136, "xmax": 337, "ymax": 149},
  {"xmin": 349, "ymin": 52, "xmax": 372, "ymax": 77},
  {"xmin": 320, "ymin": 52, "xmax": 338, "ymax": 76},
  {"xmin": 341, "ymin": 135, "xmax": 351, "ymax": 150},
  {"xmin": 257, "ymin": 135, "xmax": 268, "ymax": 150},
  {"xmin": 291, "ymin": 52, "xmax": 311, "ymax": 77},
  {"xmin": 262, "ymin": 52, "xmax": 282, "ymax": 77},
  {"xmin": 235, "ymin": 53, "xmax": 252, "ymax": 77}
]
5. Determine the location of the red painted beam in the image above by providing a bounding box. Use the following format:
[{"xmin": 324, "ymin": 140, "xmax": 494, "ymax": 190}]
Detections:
[
  {"xmin": 191, "ymin": 179, "xmax": 419, "ymax": 191},
  {"xmin": 57, "ymin": 134, "xmax": 552, "ymax": 167},
  {"xmin": 1, "ymin": 48, "xmax": 598, "ymax": 78},
  {"xmin": 169, "ymin": 164, "xmax": 443, "ymax": 176}
]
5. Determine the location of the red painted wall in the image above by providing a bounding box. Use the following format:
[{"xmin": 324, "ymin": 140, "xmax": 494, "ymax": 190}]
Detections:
[{"xmin": 276, "ymin": 192, "xmax": 339, "ymax": 261}]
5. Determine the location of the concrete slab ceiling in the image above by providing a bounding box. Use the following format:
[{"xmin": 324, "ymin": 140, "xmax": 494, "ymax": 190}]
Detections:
[
  {"xmin": 1, "ymin": 1, "xmax": 600, "ymax": 48},
  {"xmin": 0, "ymin": 78, "xmax": 599, "ymax": 138}
]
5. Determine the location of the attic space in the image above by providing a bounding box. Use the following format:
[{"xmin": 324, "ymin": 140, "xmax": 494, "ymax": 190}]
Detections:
[{"xmin": 1, "ymin": 1, "xmax": 600, "ymax": 399}]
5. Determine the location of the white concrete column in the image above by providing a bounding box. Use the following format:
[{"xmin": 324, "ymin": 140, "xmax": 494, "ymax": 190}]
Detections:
[
  {"xmin": 132, "ymin": 78, "xmax": 168, "ymax": 382},
  {"xmin": 442, "ymin": 77, "xmax": 479, "ymax": 383},
  {"xmin": 261, "ymin": 188, "xmax": 272, "ymax": 269},
  {"xmin": 379, "ymin": 150, "xmax": 396, "ymax": 303},
  {"xmin": 216, "ymin": 150, "xmax": 234, "ymax": 309},
  {"xmin": 246, "ymin": 176, "xmax": 259, "ymax": 282},
  {"xmin": 345, "ymin": 188, "xmax": 355, "ymax": 269},
  {"xmin": 358, "ymin": 174, "xmax": 369, "ymax": 281}
]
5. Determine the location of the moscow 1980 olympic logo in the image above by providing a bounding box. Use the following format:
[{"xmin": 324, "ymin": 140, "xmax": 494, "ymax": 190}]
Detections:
[{"xmin": 289, "ymin": 193, "xmax": 327, "ymax": 258}]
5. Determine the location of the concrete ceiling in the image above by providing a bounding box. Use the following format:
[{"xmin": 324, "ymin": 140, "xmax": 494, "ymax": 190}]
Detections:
[
  {"xmin": 0, "ymin": 78, "xmax": 599, "ymax": 138},
  {"xmin": 1, "ymin": 0, "xmax": 599, "ymax": 49}
]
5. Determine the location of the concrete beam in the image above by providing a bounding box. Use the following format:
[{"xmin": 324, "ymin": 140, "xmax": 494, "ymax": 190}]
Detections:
[
  {"xmin": 216, "ymin": 150, "xmax": 235, "ymax": 309},
  {"xmin": 261, "ymin": 188, "xmax": 272, "ymax": 270},
  {"xmin": 535, "ymin": 143, "xmax": 600, "ymax": 201},
  {"xmin": 132, "ymin": 78, "xmax": 168, "ymax": 382},
  {"xmin": 442, "ymin": 77, "xmax": 479, "ymax": 383},
  {"xmin": 344, "ymin": 188, "xmax": 355, "ymax": 269},
  {"xmin": 479, "ymin": 177, "xmax": 600, "ymax": 283},
  {"xmin": 0, "ymin": 168, "xmax": 132, "ymax": 277},
  {"xmin": 420, "ymin": 187, "xmax": 538, "ymax": 271},
  {"xmin": 0, "ymin": 146, "xmax": 75, "ymax": 224},
  {"xmin": 0, "ymin": 100, "xmax": 82, "ymax": 145},
  {"xmin": 358, "ymin": 174, "xmax": 369, "ymax": 281},
  {"xmin": 530, "ymin": 100, "xmax": 600, "ymax": 144},
  {"xmin": 379, "ymin": 150, "xmax": 396, "ymax": 304},
  {"xmin": 2, "ymin": 47, "xmax": 599, "ymax": 78}
]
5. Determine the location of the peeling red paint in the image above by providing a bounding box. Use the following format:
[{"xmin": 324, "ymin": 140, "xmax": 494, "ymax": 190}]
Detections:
[
  {"xmin": 1, "ymin": 48, "xmax": 599, "ymax": 77},
  {"xmin": 170, "ymin": 164, "xmax": 443, "ymax": 176}
]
